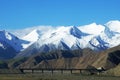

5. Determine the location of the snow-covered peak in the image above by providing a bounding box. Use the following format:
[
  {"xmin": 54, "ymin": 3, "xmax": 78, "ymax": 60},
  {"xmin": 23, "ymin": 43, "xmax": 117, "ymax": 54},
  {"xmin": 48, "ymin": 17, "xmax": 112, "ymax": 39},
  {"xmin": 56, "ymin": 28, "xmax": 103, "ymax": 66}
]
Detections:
[
  {"xmin": 34, "ymin": 26, "xmax": 93, "ymax": 51},
  {"xmin": 105, "ymin": 20, "xmax": 120, "ymax": 33},
  {"xmin": 39, "ymin": 26, "xmax": 89, "ymax": 42},
  {"xmin": 0, "ymin": 30, "xmax": 30, "ymax": 52},
  {"xmin": 79, "ymin": 23, "xmax": 105, "ymax": 35},
  {"xmin": 22, "ymin": 29, "xmax": 42, "ymax": 42},
  {"xmin": 103, "ymin": 26, "xmax": 120, "ymax": 38},
  {"xmin": 11, "ymin": 26, "xmax": 54, "ymax": 38}
]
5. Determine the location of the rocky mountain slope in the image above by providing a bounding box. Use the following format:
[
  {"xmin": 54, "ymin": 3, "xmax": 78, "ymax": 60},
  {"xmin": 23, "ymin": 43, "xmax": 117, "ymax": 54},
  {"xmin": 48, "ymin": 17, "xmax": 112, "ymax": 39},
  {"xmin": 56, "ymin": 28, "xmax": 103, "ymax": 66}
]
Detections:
[
  {"xmin": 0, "ymin": 30, "xmax": 30, "ymax": 59},
  {"xmin": 8, "ymin": 45, "xmax": 120, "ymax": 71}
]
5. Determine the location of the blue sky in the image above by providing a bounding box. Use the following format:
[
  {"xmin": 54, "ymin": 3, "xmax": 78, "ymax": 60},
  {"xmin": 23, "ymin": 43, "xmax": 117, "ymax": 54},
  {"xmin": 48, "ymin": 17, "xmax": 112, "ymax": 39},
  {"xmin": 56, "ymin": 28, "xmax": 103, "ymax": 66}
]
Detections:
[{"xmin": 0, "ymin": 0, "xmax": 120, "ymax": 29}]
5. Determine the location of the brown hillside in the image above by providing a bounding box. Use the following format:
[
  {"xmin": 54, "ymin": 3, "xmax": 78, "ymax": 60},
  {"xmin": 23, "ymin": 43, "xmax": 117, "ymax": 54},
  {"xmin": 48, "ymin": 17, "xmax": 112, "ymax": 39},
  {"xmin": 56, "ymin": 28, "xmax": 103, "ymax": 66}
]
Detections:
[
  {"xmin": 93, "ymin": 45, "xmax": 120, "ymax": 69},
  {"xmin": 9, "ymin": 45, "xmax": 120, "ymax": 70}
]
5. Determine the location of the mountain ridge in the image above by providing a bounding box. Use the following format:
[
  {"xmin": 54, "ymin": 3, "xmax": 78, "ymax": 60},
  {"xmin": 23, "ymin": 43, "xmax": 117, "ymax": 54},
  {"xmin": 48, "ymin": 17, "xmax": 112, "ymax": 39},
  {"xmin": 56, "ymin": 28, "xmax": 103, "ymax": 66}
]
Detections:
[
  {"xmin": 19, "ymin": 21, "xmax": 120, "ymax": 57},
  {"xmin": 0, "ymin": 20, "xmax": 120, "ymax": 59}
]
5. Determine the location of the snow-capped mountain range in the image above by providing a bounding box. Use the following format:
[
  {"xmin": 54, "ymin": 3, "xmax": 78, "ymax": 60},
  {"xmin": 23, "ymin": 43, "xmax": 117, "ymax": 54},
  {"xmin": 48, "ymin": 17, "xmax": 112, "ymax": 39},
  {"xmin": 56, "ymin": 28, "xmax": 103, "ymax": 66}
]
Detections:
[{"xmin": 0, "ymin": 20, "xmax": 120, "ymax": 59}]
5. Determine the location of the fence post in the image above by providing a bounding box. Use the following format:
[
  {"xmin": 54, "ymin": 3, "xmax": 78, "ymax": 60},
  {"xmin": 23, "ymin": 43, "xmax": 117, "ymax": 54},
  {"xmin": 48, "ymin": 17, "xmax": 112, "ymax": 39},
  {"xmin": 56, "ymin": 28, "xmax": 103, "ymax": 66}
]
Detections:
[
  {"xmin": 32, "ymin": 69, "xmax": 34, "ymax": 73},
  {"xmin": 51, "ymin": 69, "xmax": 54, "ymax": 74},
  {"xmin": 61, "ymin": 69, "xmax": 63, "ymax": 74},
  {"xmin": 42, "ymin": 69, "xmax": 44, "ymax": 73},
  {"xmin": 71, "ymin": 69, "xmax": 72, "ymax": 74}
]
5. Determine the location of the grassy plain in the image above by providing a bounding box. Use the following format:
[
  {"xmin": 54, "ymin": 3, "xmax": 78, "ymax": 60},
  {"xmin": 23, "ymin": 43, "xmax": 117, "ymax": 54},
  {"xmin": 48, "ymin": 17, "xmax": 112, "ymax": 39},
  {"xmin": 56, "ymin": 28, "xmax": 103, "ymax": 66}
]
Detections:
[{"xmin": 0, "ymin": 73, "xmax": 120, "ymax": 80}]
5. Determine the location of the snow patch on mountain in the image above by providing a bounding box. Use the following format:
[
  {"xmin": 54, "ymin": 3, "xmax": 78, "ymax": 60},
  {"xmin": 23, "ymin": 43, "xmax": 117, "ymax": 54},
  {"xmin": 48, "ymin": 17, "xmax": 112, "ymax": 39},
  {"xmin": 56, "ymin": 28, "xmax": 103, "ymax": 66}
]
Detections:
[
  {"xmin": 70, "ymin": 26, "xmax": 89, "ymax": 38},
  {"xmin": 89, "ymin": 36, "xmax": 109, "ymax": 50},
  {"xmin": 10, "ymin": 26, "xmax": 54, "ymax": 38},
  {"xmin": 104, "ymin": 26, "xmax": 118, "ymax": 38},
  {"xmin": 37, "ymin": 26, "xmax": 88, "ymax": 47},
  {"xmin": 99, "ymin": 31, "xmax": 120, "ymax": 48},
  {"xmin": 79, "ymin": 23, "xmax": 105, "ymax": 35},
  {"xmin": 22, "ymin": 29, "xmax": 42, "ymax": 42},
  {"xmin": 106, "ymin": 20, "xmax": 120, "ymax": 33},
  {"xmin": 0, "ymin": 43, "xmax": 4, "ymax": 49},
  {"xmin": 0, "ymin": 30, "xmax": 30, "ymax": 51}
]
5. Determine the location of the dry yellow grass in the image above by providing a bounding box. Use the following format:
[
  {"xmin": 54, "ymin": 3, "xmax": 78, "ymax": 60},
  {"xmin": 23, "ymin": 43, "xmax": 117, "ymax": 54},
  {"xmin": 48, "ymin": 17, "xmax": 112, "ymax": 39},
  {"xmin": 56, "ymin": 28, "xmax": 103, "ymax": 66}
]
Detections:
[
  {"xmin": 106, "ymin": 64, "xmax": 120, "ymax": 76},
  {"xmin": 0, "ymin": 73, "xmax": 120, "ymax": 80}
]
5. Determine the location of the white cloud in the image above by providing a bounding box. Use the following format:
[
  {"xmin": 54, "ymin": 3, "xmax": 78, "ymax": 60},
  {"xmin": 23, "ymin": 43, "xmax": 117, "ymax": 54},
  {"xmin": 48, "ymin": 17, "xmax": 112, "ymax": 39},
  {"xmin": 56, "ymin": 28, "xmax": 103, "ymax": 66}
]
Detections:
[{"xmin": 9, "ymin": 25, "xmax": 56, "ymax": 38}]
